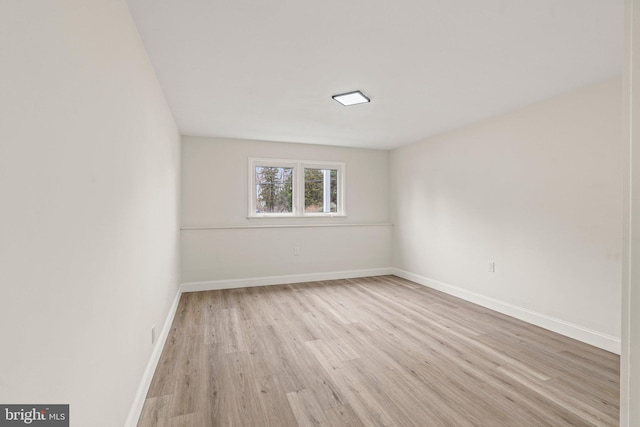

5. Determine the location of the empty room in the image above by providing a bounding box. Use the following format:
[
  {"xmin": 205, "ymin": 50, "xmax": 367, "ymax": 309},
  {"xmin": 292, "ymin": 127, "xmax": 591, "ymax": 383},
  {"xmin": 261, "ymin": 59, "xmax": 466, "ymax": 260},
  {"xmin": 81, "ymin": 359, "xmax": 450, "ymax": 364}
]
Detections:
[{"xmin": 3, "ymin": 0, "xmax": 640, "ymax": 426}]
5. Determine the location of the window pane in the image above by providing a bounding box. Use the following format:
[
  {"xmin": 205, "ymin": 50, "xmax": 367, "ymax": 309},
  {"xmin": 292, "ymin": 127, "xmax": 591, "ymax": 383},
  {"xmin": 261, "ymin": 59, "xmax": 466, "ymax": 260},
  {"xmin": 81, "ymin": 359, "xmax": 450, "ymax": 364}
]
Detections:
[
  {"xmin": 304, "ymin": 168, "xmax": 338, "ymax": 213},
  {"xmin": 255, "ymin": 166, "xmax": 293, "ymax": 213}
]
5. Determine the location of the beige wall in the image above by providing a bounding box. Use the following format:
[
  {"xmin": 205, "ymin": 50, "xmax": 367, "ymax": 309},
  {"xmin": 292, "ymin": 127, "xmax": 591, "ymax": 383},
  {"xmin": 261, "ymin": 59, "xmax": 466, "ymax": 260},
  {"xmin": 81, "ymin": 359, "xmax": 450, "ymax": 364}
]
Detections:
[
  {"xmin": 0, "ymin": 1, "xmax": 180, "ymax": 426},
  {"xmin": 391, "ymin": 78, "xmax": 622, "ymax": 352},
  {"xmin": 181, "ymin": 136, "xmax": 391, "ymax": 282}
]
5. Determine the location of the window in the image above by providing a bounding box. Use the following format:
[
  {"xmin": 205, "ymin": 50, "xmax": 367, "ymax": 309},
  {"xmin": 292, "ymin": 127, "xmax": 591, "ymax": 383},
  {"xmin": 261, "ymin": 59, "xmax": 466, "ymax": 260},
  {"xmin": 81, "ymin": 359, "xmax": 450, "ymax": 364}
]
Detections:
[
  {"xmin": 255, "ymin": 166, "xmax": 294, "ymax": 214},
  {"xmin": 249, "ymin": 158, "xmax": 345, "ymax": 217},
  {"xmin": 304, "ymin": 168, "xmax": 338, "ymax": 213}
]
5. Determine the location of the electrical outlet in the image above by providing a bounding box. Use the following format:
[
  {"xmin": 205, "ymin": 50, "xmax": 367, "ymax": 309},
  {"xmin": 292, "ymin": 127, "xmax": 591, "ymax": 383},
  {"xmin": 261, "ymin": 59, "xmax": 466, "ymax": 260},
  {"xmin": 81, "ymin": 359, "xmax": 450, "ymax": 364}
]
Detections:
[
  {"xmin": 294, "ymin": 247, "xmax": 301, "ymax": 256},
  {"xmin": 488, "ymin": 261, "xmax": 495, "ymax": 273},
  {"xmin": 151, "ymin": 325, "xmax": 156, "ymax": 344}
]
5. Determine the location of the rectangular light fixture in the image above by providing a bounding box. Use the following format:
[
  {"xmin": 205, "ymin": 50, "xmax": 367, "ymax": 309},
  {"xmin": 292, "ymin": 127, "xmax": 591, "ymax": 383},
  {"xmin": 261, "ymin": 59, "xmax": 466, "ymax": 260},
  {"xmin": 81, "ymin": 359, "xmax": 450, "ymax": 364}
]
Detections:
[{"xmin": 332, "ymin": 90, "xmax": 370, "ymax": 106}]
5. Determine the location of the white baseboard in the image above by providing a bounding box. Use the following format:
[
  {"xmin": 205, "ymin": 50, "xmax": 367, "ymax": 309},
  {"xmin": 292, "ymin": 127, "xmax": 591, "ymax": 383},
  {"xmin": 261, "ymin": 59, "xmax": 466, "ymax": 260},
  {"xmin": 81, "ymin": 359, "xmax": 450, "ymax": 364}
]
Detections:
[
  {"xmin": 124, "ymin": 288, "xmax": 182, "ymax": 427},
  {"xmin": 181, "ymin": 267, "xmax": 394, "ymax": 293},
  {"xmin": 392, "ymin": 268, "xmax": 621, "ymax": 355}
]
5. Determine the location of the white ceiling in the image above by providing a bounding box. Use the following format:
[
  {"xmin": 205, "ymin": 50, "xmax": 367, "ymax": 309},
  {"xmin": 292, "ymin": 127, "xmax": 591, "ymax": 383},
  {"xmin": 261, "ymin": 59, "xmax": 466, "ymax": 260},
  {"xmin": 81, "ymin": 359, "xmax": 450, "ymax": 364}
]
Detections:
[{"xmin": 126, "ymin": 0, "xmax": 623, "ymax": 150}]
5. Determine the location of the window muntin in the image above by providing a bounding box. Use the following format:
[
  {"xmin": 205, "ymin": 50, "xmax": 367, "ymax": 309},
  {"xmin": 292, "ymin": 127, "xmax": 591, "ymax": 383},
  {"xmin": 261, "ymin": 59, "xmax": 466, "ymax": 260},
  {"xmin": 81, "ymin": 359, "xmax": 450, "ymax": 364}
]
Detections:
[{"xmin": 248, "ymin": 158, "xmax": 345, "ymax": 218}]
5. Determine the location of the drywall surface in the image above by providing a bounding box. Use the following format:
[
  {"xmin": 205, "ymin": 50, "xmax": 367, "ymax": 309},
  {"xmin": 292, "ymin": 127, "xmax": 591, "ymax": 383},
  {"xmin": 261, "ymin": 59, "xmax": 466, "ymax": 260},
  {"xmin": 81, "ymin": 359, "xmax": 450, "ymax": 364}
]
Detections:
[
  {"xmin": 0, "ymin": 1, "xmax": 180, "ymax": 426},
  {"xmin": 622, "ymin": 0, "xmax": 640, "ymax": 423},
  {"xmin": 181, "ymin": 136, "xmax": 391, "ymax": 282},
  {"xmin": 391, "ymin": 78, "xmax": 622, "ymax": 345}
]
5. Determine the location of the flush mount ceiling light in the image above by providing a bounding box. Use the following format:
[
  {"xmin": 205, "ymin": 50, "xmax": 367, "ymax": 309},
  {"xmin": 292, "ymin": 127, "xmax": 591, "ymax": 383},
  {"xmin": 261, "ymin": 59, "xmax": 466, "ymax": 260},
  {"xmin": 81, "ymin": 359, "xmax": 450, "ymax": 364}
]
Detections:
[{"xmin": 332, "ymin": 90, "xmax": 370, "ymax": 106}]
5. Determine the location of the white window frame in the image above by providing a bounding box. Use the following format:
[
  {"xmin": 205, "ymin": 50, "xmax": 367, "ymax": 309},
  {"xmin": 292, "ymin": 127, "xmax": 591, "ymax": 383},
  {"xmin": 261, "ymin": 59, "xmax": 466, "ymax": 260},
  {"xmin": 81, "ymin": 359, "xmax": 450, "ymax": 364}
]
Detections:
[{"xmin": 248, "ymin": 157, "xmax": 346, "ymax": 218}]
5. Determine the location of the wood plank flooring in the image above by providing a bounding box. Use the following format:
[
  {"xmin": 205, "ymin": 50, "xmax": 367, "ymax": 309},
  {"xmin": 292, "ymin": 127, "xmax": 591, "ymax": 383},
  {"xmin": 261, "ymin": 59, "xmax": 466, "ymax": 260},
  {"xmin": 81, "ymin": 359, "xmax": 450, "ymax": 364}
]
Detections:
[{"xmin": 138, "ymin": 276, "xmax": 620, "ymax": 427}]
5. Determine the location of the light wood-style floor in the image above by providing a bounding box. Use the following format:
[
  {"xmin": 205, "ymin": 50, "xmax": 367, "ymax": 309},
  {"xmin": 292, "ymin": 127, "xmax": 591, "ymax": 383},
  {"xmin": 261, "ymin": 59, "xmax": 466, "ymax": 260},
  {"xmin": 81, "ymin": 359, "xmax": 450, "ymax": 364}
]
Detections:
[{"xmin": 138, "ymin": 276, "xmax": 619, "ymax": 427}]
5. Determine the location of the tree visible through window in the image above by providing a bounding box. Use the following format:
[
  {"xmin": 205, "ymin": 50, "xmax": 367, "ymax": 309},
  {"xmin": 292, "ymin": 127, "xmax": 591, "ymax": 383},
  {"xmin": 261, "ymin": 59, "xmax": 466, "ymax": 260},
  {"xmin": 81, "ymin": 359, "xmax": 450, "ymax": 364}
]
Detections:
[
  {"xmin": 248, "ymin": 158, "xmax": 345, "ymax": 217},
  {"xmin": 304, "ymin": 168, "xmax": 337, "ymax": 213},
  {"xmin": 255, "ymin": 166, "xmax": 293, "ymax": 213}
]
